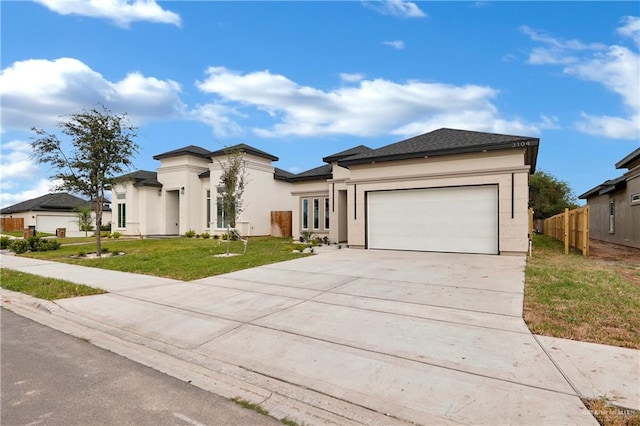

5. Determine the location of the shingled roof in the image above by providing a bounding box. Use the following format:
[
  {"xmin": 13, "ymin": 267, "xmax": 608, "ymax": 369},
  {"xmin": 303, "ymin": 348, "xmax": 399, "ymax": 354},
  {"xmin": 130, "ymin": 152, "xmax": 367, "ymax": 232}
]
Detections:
[
  {"xmin": 208, "ymin": 143, "xmax": 279, "ymax": 162},
  {"xmin": 153, "ymin": 145, "xmax": 211, "ymax": 161},
  {"xmin": 322, "ymin": 145, "xmax": 373, "ymax": 163},
  {"xmin": 288, "ymin": 164, "xmax": 333, "ymax": 182},
  {"xmin": 339, "ymin": 128, "xmax": 539, "ymax": 172},
  {"xmin": 117, "ymin": 170, "xmax": 162, "ymax": 188},
  {"xmin": 1, "ymin": 193, "xmax": 91, "ymax": 214}
]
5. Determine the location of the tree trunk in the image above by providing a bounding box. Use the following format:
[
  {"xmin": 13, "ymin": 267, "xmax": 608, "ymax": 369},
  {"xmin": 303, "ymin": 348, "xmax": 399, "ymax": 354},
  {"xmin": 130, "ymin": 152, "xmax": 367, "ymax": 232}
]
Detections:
[{"xmin": 95, "ymin": 204, "xmax": 102, "ymax": 257}]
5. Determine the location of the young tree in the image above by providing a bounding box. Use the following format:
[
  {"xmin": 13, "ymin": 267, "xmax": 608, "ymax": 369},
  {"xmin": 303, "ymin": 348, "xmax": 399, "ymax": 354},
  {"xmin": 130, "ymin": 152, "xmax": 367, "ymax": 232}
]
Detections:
[
  {"xmin": 31, "ymin": 104, "xmax": 138, "ymax": 256},
  {"xmin": 75, "ymin": 204, "xmax": 94, "ymax": 237},
  {"xmin": 529, "ymin": 170, "xmax": 579, "ymax": 219},
  {"xmin": 218, "ymin": 148, "xmax": 247, "ymax": 255}
]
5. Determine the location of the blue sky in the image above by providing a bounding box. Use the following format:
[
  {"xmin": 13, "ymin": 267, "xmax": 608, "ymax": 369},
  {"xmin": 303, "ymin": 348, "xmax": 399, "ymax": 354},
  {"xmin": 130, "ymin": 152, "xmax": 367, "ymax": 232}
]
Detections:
[{"xmin": 1, "ymin": 1, "xmax": 639, "ymax": 208}]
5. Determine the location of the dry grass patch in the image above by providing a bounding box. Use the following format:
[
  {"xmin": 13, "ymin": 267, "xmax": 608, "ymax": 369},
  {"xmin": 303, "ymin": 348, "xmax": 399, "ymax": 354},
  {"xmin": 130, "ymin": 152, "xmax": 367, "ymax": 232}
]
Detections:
[
  {"xmin": 583, "ymin": 398, "xmax": 640, "ymax": 426},
  {"xmin": 525, "ymin": 235, "xmax": 640, "ymax": 349}
]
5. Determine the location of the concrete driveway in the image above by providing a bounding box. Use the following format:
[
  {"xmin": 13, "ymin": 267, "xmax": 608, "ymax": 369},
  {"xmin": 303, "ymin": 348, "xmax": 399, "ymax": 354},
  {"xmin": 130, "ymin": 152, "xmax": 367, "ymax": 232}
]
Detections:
[{"xmin": 32, "ymin": 248, "xmax": 594, "ymax": 425}]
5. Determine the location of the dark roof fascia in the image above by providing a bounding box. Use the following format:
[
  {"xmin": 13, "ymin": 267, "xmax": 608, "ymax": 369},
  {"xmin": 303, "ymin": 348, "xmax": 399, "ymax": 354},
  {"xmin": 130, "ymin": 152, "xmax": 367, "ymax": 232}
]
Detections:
[
  {"xmin": 615, "ymin": 147, "xmax": 640, "ymax": 170},
  {"xmin": 578, "ymin": 185, "xmax": 602, "ymax": 199},
  {"xmin": 288, "ymin": 173, "xmax": 333, "ymax": 183},
  {"xmin": 579, "ymin": 176, "xmax": 627, "ymax": 199},
  {"xmin": 274, "ymin": 167, "xmax": 296, "ymax": 182},
  {"xmin": 199, "ymin": 171, "xmax": 211, "ymax": 179},
  {"xmin": 598, "ymin": 177, "xmax": 627, "ymax": 195},
  {"xmin": 322, "ymin": 145, "xmax": 373, "ymax": 163},
  {"xmin": 339, "ymin": 141, "xmax": 539, "ymax": 168},
  {"xmin": 208, "ymin": 144, "xmax": 279, "ymax": 162},
  {"xmin": 287, "ymin": 164, "xmax": 333, "ymax": 182},
  {"xmin": 153, "ymin": 145, "xmax": 211, "ymax": 161}
]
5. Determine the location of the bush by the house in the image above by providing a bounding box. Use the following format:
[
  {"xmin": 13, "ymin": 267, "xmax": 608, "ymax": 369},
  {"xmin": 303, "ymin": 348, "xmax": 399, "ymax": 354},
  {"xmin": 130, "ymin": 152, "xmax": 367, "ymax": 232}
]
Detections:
[
  {"xmin": 201, "ymin": 232, "xmax": 211, "ymax": 239},
  {"xmin": 185, "ymin": 229, "xmax": 196, "ymax": 238},
  {"xmin": 111, "ymin": 232, "xmax": 121, "ymax": 239},
  {"xmin": 1, "ymin": 236, "xmax": 10, "ymax": 249},
  {"xmin": 100, "ymin": 222, "xmax": 112, "ymax": 232},
  {"xmin": 8, "ymin": 240, "xmax": 30, "ymax": 254}
]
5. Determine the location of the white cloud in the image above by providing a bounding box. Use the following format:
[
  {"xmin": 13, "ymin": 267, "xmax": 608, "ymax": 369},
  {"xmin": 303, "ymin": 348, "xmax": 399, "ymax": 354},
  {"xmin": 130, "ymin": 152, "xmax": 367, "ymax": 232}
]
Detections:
[
  {"xmin": 618, "ymin": 16, "xmax": 640, "ymax": 45},
  {"xmin": 189, "ymin": 104, "xmax": 245, "ymax": 138},
  {"xmin": 340, "ymin": 73, "xmax": 365, "ymax": 83},
  {"xmin": 363, "ymin": 0, "xmax": 426, "ymax": 18},
  {"xmin": 522, "ymin": 19, "xmax": 640, "ymax": 140},
  {"xmin": 383, "ymin": 40, "xmax": 405, "ymax": 50},
  {"xmin": 0, "ymin": 57, "xmax": 185, "ymax": 131},
  {"xmin": 0, "ymin": 179, "xmax": 59, "ymax": 209},
  {"xmin": 34, "ymin": 0, "xmax": 181, "ymax": 27},
  {"xmin": 0, "ymin": 141, "xmax": 40, "ymax": 181},
  {"xmin": 195, "ymin": 66, "xmax": 549, "ymax": 139}
]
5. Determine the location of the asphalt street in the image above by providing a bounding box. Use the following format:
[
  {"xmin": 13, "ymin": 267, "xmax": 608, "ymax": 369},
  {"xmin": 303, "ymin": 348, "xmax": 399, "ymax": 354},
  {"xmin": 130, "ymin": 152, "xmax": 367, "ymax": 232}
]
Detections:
[{"xmin": 1, "ymin": 309, "xmax": 279, "ymax": 426}]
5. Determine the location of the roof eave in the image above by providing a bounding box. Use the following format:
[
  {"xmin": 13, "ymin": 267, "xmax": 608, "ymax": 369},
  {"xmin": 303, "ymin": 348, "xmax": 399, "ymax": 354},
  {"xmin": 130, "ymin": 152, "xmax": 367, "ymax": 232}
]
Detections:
[{"xmin": 339, "ymin": 141, "xmax": 539, "ymax": 168}]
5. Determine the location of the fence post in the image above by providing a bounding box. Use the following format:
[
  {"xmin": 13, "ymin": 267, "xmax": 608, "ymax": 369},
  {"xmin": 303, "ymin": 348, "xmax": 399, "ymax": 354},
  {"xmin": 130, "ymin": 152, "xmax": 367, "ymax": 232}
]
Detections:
[
  {"xmin": 583, "ymin": 206, "xmax": 590, "ymax": 256},
  {"xmin": 564, "ymin": 208, "xmax": 569, "ymax": 255}
]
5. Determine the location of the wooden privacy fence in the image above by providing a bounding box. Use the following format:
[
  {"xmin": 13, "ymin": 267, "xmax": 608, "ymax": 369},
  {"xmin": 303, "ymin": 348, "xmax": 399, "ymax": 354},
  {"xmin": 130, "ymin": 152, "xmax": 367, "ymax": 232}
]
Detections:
[
  {"xmin": 543, "ymin": 206, "xmax": 590, "ymax": 256},
  {"xmin": 1, "ymin": 217, "xmax": 24, "ymax": 232}
]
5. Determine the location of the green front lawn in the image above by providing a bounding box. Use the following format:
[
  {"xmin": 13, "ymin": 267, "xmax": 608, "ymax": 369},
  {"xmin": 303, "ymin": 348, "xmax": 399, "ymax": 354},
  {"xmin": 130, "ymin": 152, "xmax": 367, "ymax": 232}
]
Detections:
[
  {"xmin": 21, "ymin": 237, "xmax": 309, "ymax": 281},
  {"xmin": 525, "ymin": 235, "xmax": 640, "ymax": 349}
]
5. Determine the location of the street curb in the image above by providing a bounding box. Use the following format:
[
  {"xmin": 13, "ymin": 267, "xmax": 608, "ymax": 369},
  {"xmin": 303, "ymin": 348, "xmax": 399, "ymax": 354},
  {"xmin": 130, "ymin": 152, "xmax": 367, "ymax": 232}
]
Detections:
[{"xmin": 0, "ymin": 289, "xmax": 412, "ymax": 426}]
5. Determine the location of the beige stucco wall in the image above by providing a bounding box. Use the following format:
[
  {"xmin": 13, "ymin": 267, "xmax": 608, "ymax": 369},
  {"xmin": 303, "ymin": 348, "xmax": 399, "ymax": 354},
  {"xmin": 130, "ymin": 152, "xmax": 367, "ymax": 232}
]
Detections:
[
  {"xmin": 207, "ymin": 154, "xmax": 294, "ymax": 237},
  {"xmin": 346, "ymin": 150, "xmax": 532, "ymax": 253}
]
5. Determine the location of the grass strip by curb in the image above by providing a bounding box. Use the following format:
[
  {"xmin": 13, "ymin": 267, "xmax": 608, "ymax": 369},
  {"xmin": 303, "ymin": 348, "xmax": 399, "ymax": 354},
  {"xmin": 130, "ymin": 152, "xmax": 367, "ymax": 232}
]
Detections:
[
  {"xmin": 1, "ymin": 268, "xmax": 106, "ymax": 300},
  {"xmin": 230, "ymin": 397, "xmax": 304, "ymax": 425}
]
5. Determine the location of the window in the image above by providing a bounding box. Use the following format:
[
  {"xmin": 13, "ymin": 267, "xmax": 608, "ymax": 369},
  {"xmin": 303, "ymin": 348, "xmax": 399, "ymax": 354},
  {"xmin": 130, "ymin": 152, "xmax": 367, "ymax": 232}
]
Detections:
[
  {"xmin": 206, "ymin": 190, "xmax": 211, "ymax": 228},
  {"xmin": 632, "ymin": 193, "xmax": 640, "ymax": 205},
  {"xmin": 116, "ymin": 192, "xmax": 125, "ymax": 200},
  {"xmin": 216, "ymin": 186, "xmax": 229, "ymax": 229},
  {"xmin": 324, "ymin": 197, "xmax": 330, "ymax": 229},
  {"xmin": 117, "ymin": 203, "xmax": 126, "ymax": 228},
  {"xmin": 609, "ymin": 200, "xmax": 615, "ymax": 233},
  {"xmin": 313, "ymin": 198, "xmax": 320, "ymax": 230},
  {"xmin": 302, "ymin": 198, "xmax": 309, "ymax": 230}
]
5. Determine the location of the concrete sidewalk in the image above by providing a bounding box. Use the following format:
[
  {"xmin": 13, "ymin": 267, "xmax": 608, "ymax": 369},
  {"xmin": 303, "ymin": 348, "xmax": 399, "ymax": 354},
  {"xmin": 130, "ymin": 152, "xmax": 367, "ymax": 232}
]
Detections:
[{"xmin": 2, "ymin": 250, "xmax": 638, "ymax": 425}]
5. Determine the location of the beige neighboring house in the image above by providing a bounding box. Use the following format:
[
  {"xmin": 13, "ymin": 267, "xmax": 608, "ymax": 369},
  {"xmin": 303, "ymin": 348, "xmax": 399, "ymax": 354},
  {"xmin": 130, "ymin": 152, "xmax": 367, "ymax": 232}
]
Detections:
[
  {"xmin": 579, "ymin": 147, "xmax": 640, "ymax": 249},
  {"xmin": 1, "ymin": 193, "xmax": 112, "ymax": 234},
  {"xmin": 113, "ymin": 128, "xmax": 539, "ymax": 255}
]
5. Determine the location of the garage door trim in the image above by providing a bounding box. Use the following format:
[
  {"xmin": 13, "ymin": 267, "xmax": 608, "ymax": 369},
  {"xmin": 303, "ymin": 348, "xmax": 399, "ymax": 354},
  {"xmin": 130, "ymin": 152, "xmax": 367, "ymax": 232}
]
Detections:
[{"xmin": 365, "ymin": 184, "xmax": 499, "ymax": 254}]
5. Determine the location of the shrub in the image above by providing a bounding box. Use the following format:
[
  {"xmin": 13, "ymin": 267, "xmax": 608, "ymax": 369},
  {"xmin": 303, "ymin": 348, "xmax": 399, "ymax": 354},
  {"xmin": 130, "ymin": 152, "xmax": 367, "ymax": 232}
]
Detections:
[
  {"xmin": 100, "ymin": 231, "xmax": 110, "ymax": 238},
  {"xmin": 100, "ymin": 222, "xmax": 112, "ymax": 232},
  {"xmin": 77, "ymin": 250, "xmax": 87, "ymax": 257},
  {"xmin": 27, "ymin": 236, "xmax": 43, "ymax": 251},
  {"xmin": 111, "ymin": 232, "xmax": 121, "ymax": 239},
  {"xmin": 185, "ymin": 229, "xmax": 196, "ymax": 238},
  {"xmin": 213, "ymin": 234, "xmax": 220, "ymax": 240},
  {"xmin": 292, "ymin": 243, "xmax": 306, "ymax": 252},
  {"xmin": 9, "ymin": 239, "xmax": 30, "ymax": 254},
  {"xmin": 1, "ymin": 236, "xmax": 10, "ymax": 249},
  {"xmin": 220, "ymin": 233, "xmax": 228, "ymax": 240},
  {"xmin": 41, "ymin": 239, "xmax": 61, "ymax": 251},
  {"xmin": 201, "ymin": 232, "xmax": 211, "ymax": 239}
]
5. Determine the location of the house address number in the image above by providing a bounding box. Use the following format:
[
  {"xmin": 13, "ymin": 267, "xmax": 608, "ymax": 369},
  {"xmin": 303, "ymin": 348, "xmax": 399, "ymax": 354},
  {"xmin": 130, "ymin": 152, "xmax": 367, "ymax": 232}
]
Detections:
[{"xmin": 512, "ymin": 141, "xmax": 531, "ymax": 148}]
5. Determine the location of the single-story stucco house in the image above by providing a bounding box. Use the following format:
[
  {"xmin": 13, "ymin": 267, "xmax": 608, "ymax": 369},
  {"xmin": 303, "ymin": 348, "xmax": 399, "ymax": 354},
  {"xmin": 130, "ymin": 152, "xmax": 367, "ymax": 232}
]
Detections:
[
  {"xmin": 112, "ymin": 128, "xmax": 539, "ymax": 255},
  {"xmin": 0, "ymin": 193, "xmax": 112, "ymax": 234},
  {"xmin": 579, "ymin": 147, "xmax": 640, "ymax": 249}
]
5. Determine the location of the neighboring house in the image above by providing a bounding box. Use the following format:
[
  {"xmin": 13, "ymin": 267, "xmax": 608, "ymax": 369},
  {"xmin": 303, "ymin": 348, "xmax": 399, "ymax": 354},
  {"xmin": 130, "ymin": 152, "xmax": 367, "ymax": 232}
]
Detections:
[
  {"xmin": 579, "ymin": 147, "xmax": 640, "ymax": 249},
  {"xmin": 0, "ymin": 193, "xmax": 112, "ymax": 234},
  {"xmin": 113, "ymin": 128, "xmax": 539, "ymax": 255}
]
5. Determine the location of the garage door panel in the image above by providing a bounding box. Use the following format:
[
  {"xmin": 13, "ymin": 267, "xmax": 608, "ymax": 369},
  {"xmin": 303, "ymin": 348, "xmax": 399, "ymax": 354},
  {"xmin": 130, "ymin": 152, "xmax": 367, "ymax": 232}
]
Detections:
[
  {"xmin": 367, "ymin": 186, "xmax": 498, "ymax": 254},
  {"xmin": 36, "ymin": 215, "xmax": 80, "ymax": 233}
]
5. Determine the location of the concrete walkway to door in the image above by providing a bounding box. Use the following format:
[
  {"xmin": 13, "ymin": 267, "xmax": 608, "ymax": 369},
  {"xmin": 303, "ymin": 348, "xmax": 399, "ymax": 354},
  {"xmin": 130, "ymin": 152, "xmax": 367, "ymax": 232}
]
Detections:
[{"xmin": 2, "ymin": 249, "xmax": 638, "ymax": 425}]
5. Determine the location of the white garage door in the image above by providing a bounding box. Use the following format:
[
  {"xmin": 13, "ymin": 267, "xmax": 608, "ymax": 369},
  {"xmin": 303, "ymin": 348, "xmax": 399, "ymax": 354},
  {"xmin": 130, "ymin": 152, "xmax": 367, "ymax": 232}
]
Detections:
[
  {"xmin": 36, "ymin": 215, "xmax": 79, "ymax": 233},
  {"xmin": 367, "ymin": 185, "xmax": 498, "ymax": 254}
]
